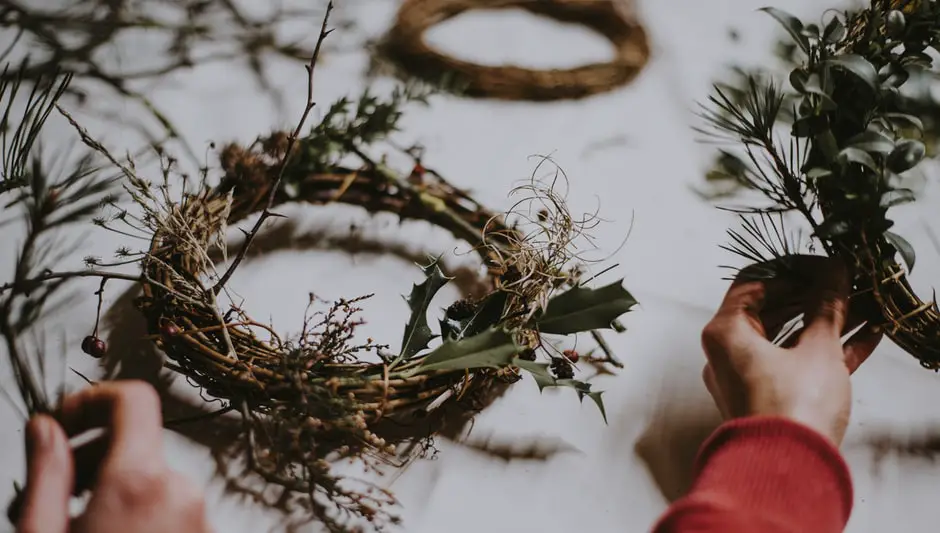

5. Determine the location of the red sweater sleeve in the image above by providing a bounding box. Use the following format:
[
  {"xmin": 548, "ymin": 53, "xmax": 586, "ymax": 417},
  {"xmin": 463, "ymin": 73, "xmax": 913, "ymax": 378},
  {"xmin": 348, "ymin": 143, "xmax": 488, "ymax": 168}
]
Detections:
[{"xmin": 651, "ymin": 416, "xmax": 853, "ymax": 533}]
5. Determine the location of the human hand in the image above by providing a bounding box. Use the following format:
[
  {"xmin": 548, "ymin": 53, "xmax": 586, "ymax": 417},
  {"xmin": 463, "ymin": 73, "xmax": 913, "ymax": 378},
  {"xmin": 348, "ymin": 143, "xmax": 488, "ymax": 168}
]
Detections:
[
  {"xmin": 700, "ymin": 255, "xmax": 883, "ymax": 446},
  {"xmin": 15, "ymin": 381, "xmax": 212, "ymax": 533}
]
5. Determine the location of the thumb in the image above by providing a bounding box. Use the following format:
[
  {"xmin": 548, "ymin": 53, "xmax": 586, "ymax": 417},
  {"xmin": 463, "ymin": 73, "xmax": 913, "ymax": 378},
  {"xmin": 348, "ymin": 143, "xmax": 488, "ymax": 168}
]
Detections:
[
  {"xmin": 17, "ymin": 416, "xmax": 73, "ymax": 533},
  {"xmin": 798, "ymin": 258, "xmax": 850, "ymax": 348}
]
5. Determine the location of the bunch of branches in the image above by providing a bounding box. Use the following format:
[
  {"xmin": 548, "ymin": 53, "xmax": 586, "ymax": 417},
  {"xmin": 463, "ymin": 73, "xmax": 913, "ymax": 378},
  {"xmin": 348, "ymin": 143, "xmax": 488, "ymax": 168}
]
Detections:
[
  {"xmin": 0, "ymin": 0, "xmax": 345, "ymax": 159},
  {"xmin": 1, "ymin": 5, "xmax": 637, "ymax": 531},
  {"xmin": 700, "ymin": 1, "xmax": 940, "ymax": 200},
  {"xmin": 0, "ymin": 63, "xmax": 116, "ymax": 418},
  {"xmin": 700, "ymin": 0, "xmax": 940, "ymax": 366}
]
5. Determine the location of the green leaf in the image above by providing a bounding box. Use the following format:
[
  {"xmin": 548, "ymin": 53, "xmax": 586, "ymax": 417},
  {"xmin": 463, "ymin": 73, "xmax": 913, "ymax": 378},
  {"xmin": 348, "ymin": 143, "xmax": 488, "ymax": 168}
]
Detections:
[
  {"xmin": 760, "ymin": 7, "xmax": 810, "ymax": 53},
  {"xmin": 880, "ymin": 189, "xmax": 916, "ymax": 208},
  {"xmin": 513, "ymin": 358, "xmax": 552, "ymax": 378},
  {"xmin": 885, "ymin": 231, "xmax": 916, "ymax": 272},
  {"xmin": 827, "ymin": 55, "xmax": 879, "ymax": 90},
  {"xmin": 584, "ymin": 392, "xmax": 608, "ymax": 425},
  {"xmin": 532, "ymin": 375, "xmax": 607, "ymax": 424},
  {"xmin": 537, "ymin": 280, "xmax": 637, "ymax": 335},
  {"xmin": 837, "ymin": 147, "xmax": 878, "ymax": 172},
  {"xmin": 806, "ymin": 167, "xmax": 833, "ymax": 179},
  {"xmin": 888, "ymin": 139, "xmax": 926, "ymax": 173},
  {"xmin": 822, "ymin": 15, "xmax": 846, "ymax": 43},
  {"xmin": 883, "ymin": 113, "xmax": 924, "ymax": 133},
  {"xmin": 460, "ymin": 290, "xmax": 509, "ymax": 338},
  {"xmin": 846, "ymin": 130, "xmax": 895, "ymax": 154},
  {"xmin": 413, "ymin": 328, "xmax": 520, "ymax": 373},
  {"xmin": 400, "ymin": 258, "xmax": 451, "ymax": 358},
  {"xmin": 816, "ymin": 217, "xmax": 851, "ymax": 238}
]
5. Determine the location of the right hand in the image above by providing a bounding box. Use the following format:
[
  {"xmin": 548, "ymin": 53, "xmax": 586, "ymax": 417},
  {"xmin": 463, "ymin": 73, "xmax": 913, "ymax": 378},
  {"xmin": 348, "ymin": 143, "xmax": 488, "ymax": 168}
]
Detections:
[
  {"xmin": 15, "ymin": 381, "xmax": 212, "ymax": 533},
  {"xmin": 700, "ymin": 255, "xmax": 883, "ymax": 447}
]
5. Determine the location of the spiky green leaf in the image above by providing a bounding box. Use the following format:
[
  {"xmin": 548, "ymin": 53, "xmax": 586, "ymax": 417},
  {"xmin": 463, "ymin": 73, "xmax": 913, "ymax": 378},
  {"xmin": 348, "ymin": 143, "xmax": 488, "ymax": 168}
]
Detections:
[
  {"xmin": 412, "ymin": 328, "xmax": 519, "ymax": 373},
  {"xmin": 536, "ymin": 280, "xmax": 637, "ymax": 335},
  {"xmin": 400, "ymin": 258, "xmax": 451, "ymax": 358}
]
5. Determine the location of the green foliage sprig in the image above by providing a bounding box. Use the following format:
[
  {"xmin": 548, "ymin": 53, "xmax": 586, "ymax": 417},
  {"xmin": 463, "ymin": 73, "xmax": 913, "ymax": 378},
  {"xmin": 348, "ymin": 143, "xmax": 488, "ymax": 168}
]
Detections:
[{"xmin": 702, "ymin": 0, "xmax": 940, "ymax": 366}]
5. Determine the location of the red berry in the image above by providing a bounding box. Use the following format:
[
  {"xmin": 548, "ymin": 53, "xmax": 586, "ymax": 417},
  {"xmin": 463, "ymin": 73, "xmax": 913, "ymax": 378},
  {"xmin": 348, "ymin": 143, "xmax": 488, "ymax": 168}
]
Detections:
[
  {"xmin": 161, "ymin": 323, "xmax": 181, "ymax": 337},
  {"xmin": 81, "ymin": 336, "xmax": 107, "ymax": 358},
  {"xmin": 563, "ymin": 349, "xmax": 579, "ymax": 363}
]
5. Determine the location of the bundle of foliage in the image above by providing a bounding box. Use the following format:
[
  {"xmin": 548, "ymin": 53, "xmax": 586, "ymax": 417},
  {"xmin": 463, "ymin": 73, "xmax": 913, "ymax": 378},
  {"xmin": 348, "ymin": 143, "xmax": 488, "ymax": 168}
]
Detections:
[{"xmin": 701, "ymin": 0, "xmax": 939, "ymax": 366}]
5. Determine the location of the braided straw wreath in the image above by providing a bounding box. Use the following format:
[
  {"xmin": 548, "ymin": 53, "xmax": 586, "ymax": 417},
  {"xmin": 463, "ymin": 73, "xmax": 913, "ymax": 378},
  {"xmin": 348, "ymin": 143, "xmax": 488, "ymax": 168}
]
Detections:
[{"xmin": 378, "ymin": 0, "xmax": 651, "ymax": 100}]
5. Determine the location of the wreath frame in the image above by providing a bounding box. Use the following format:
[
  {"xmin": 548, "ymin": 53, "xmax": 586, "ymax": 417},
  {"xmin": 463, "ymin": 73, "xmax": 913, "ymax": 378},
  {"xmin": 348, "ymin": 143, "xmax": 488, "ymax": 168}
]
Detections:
[{"xmin": 378, "ymin": 0, "xmax": 651, "ymax": 101}]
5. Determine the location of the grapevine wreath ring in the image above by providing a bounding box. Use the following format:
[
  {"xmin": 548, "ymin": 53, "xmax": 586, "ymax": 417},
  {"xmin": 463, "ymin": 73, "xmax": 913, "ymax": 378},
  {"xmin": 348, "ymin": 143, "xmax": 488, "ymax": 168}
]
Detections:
[
  {"xmin": 122, "ymin": 126, "xmax": 636, "ymax": 530},
  {"xmin": 377, "ymin": 0, "xmax": 651, "ymax": 101}
]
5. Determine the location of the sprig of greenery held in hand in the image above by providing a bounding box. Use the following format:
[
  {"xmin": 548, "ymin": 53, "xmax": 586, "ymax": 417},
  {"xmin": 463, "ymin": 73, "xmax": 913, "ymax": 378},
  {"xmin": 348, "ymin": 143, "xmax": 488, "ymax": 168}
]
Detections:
[{"xmin": 701, "ymin": 0, "xmax": 940, "ymax": 367}]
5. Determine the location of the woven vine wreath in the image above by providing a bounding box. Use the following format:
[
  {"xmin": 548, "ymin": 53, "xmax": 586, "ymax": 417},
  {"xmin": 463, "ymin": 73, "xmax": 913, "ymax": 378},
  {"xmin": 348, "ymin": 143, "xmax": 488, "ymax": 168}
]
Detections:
[
  {"xmin": 701, "ymin": 0, "xmax": 940, "ymax": 366},
  {"xmin": 111, "ymin": 89, "xmax": 636, "ymax": 530},
  {"xmin": 377, "ymin": 0, "xmax": 651, "ymax": 100}
]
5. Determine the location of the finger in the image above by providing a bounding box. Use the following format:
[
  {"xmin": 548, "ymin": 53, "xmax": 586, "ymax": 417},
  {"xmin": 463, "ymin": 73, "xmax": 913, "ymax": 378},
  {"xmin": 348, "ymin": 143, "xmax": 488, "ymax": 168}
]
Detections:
[
  {"xmin": 701, "ymin": 364, "xmax": 729, "ymax": 419},
  {"xmin": 798, "ymin": 258, "xmax": 850, "ymax": 347},
  {"xmin": 16, "ymin": 416, "xmax": 73, "ymax": 533},
  {"xmin": 57, "ymin": 381, "xmax": 164, "ymax": 474},
  {"xmin": 843, "ymin": 324, "xmax": 884, "ymax": 374},
  {"xmin": 710, "ymin": 279, "xmax": 770, "ymax": 340}
]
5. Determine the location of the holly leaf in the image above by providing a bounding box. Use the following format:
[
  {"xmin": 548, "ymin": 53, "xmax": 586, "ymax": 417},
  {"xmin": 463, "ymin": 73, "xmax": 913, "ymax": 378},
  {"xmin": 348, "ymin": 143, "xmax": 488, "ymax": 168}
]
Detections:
[
  {"xmin": 513, "ymin": 358, "xmax": 552, "ymax": 379},
  {"xmin": 460, "ymin": 290, "xmax": 509, "ymax": 338},
  {"xmin": 536, "ymin": 280, "xmax": 637, "ymax": 335},
  {"xmin": 531, "ymin": 375, "xmax": 608, "ymax": 424},
  {"xmin": 885, "ymin": 230, "xmax": 916, "ymax": 272},
  {"xmin": 400, "ymin": 258, "xmax": 451, "ymax": 358},
  {"xmin": 760, "ymin": 7, "xmax": 810, "ymax": 53},
  {"xmin": 412, "ymin": 328, "xmax": 519, "ymax": 373},
  {"xmin": 827, "ymin": 55, "xmax": 878, "ymax": 90}
]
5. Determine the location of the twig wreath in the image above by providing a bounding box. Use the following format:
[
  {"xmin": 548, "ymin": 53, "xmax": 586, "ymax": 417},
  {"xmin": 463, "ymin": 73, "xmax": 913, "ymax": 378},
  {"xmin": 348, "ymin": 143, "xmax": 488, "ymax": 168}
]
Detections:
[
  {"xmin": 5, "ymin": 5, "xmax": 637, "ymax": 531},
  {"xmin": 700, "ymin": 0, "xmax": 940, "ymax": 366},
  {"xmin": 375, "ymin": 0, "xmax": 651, "ymax": 101}
]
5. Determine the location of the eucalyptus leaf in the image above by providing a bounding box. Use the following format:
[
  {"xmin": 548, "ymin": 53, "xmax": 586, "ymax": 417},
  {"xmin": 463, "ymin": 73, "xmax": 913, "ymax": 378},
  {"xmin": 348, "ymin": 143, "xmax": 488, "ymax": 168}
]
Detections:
[
  {"xmin": 887, "ymin": 139, "xmax": 926, "ymax": 173},
  {"xmin": 885, "ymin": 230, "xmax": 916, "ymax": 272},
  {"xmin": 400, "ymin": 258, "xmax": 451, "ymax": 358},
  {"xmin": 413, "ymin": 328, "xmax": 519, "ymax": 373},
  {"xmin": 816, "ymin": 217, "xmax": 851, "ymax": 238},
  {"xmin": 760, "ymin": 7, "xmax": 810, "ymax": 53},
  {"xmin": 537, "ymin": 280, "xmax": 637, "ymax": 335},
  {"xmin": 846, "ymin": 130, "xmax": 895, "ymax": 154},
  {"xmin": 884, "ymin": 113, "xmax": 924, "ymax": 133},
  {"xmin": 827, "ymin": 55, "xmax": 879, "ymax": 90},
  {"xmin": 806, "ymin": 167, "xmax": 833, "ymax": 179},
  {"xmin": 880, "ymin": 189, "xmax": 916, "ymax": 208},
  {"xmin": 837, "ymin": 147, "xmax": 879, "ymax": 172},
  {"xmin": 823, "ymin": 15, "xmax": 846, "ymax": 43}
]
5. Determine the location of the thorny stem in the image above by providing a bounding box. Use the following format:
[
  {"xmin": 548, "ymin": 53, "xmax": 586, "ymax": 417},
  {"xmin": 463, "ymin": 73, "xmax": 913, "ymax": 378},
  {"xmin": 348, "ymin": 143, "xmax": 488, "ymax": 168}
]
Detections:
[
  {"xmin": 0, "ymin": 270, "xmax": 141, "ymax": 294},
  {"xmin": 92, "ymin": 278, "xmax": 107, "ymax": 337},
  {"xmin": 212, "ymin": 2, "xmax": 335, "ymax": 295}
]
